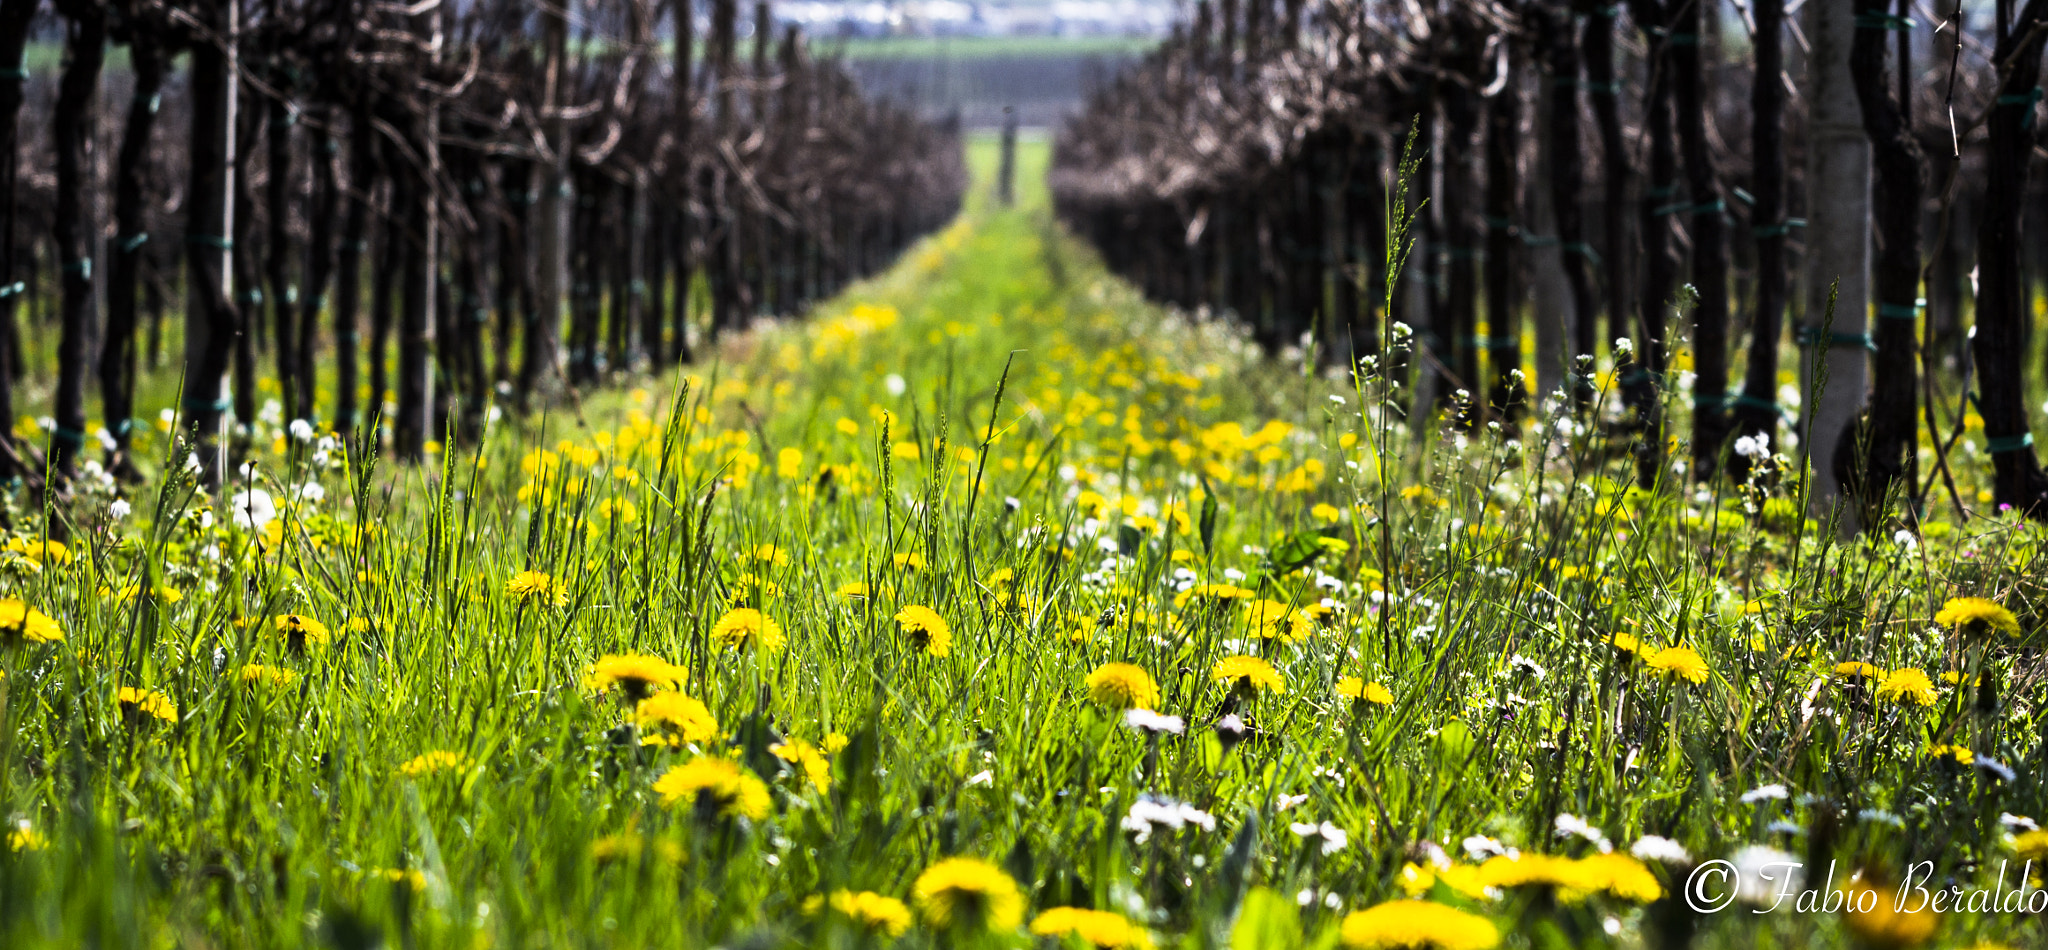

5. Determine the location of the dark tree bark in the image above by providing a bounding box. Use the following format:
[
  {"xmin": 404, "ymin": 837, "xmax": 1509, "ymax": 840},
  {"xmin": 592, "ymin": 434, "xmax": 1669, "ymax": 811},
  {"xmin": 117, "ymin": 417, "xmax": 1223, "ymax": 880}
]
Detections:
[
  {"xmin": 1541, "ymin": 3, "xmax": 1594, "ymax": 404},
  {"xmin": 1483, "ymin": 41, "xmax": 1522, "ymax": 423},
  {"xmin": 1583, "ymin": 5, "xmax": 1627, "ymax": 376},
  {"xmin": 1627, "ymin": 0, "xmax": 1677, "ymax": 485},
  {"xmin": 1671, "ymin": 0, "xmax": 1731, "ymax": 475},
  {"xmin": 1440, "ymin": 37, "xmax": 1483, "ymax": 411},
  {"xmin": 706, "ymin": 0, "xmax": 744, "ymax": 335},
  {"xmin": 298, "ymin": 114, "xmax": 338, "ymax": 426},
  {"xmin": 1840, "ymin": 0, "xmax": 1924, "ymax": 521},
  {"xmin": 332, "ymin": 104, "xmax": 374, "ymax": 436},
  {"xmin": 1733, "ymin": 0, "xmax": 1789, "ymax": 478},
  {"xmin": 370, "ymin": 177, "xmax": 402, "ymax": 434},
  {"xmin": 102, "ymin": 28, "xmax": 166, "ymax": 472},
  {"xmin": 181, "ymin": 0, "xmax": 244, "ymax": 478},
  {"xmin": 669, "ymin": 0, "xmax": 696, "ymax": 363},
  {"xmin": 266, "ymin": 61, "xmax": 298, "ymax": 422},
  {"xmin": 1972, "ymin": 0, "xmax": 2048, "ymax": 516},
  {"xmin": 50, "ymin": 0, "xmax": 106, "ymax": 480},
  {"xmin": 0, "ymin": 0, "xmax": 37, "ymax": 481}
]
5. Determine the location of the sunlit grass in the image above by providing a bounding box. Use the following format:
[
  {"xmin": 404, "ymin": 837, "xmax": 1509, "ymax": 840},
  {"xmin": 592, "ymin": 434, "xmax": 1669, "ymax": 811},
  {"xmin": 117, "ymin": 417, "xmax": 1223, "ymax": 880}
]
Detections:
[{"xmin": 0, "ymin": 134, "xmax": 2041, "ymax": 949}]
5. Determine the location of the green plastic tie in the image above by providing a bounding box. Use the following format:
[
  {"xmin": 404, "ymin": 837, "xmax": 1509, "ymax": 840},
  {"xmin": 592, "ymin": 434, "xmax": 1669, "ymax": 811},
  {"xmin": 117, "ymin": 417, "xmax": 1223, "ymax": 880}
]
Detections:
[
  {"xmin": 1796, "ymin": 327, "xmax": 1875, "ymax": 352},
  {"xmin": 1987, "ymin": 432, "xmax": 2035, "ymax": 455},
  {"xmin": 1753, "ymin": 218, "xmax": 1806, "ymax": 238},
  {"xmin": 1997, "ymin": 88, "xmax": 2044, "ymax": 130},
  {"xmin": 1877, "ymin": 302, "xmax": 1921, "ymax": 320},
  {"xmin": 118, "ymin": 233, "xmax": 149, "ymax": 253}
]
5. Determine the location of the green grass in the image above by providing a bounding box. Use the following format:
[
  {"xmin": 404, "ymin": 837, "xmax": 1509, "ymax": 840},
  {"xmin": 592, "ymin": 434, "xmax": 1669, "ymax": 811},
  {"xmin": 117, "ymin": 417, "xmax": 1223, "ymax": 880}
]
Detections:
[{"xmin": 0, "ymin": 133, "xmax": 2042, "ymax": 950}]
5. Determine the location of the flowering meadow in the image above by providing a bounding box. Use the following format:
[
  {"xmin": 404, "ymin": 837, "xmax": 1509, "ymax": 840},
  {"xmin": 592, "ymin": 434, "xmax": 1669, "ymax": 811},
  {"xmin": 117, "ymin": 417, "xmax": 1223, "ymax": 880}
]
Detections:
[{"xmin": 0, "ymin": 138, "xmax": 2045, "ymax": 949}]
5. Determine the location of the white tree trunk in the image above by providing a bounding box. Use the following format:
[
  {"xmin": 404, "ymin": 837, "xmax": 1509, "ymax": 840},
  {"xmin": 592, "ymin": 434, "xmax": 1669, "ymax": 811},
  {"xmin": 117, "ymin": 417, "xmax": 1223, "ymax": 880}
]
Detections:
[{"xmin": 1800, "ymin": 0, "xmax": 1870, "ymax": 517}]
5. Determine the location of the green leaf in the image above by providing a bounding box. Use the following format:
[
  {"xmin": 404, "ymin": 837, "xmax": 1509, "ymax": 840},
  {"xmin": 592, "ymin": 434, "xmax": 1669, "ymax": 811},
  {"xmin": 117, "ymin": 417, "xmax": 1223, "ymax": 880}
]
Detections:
[
  {"xmin": 1435, "ymin": 720, "xmax": 1477, "ymax": 772},
  {"xmin": 1230, "ymin": 887, "xmax": 1303, "ymax": 950},
  {"xmin": 1116, "ymin": 523, "xmax": 1142, "ymax": 556},
  {"xmin": 1200, "ymin": 489, "xmax": 1220, "ymax": 557},
  {"xmin": 1271, "ymin": 530, "xmax": 1327, "ymax": 572}
]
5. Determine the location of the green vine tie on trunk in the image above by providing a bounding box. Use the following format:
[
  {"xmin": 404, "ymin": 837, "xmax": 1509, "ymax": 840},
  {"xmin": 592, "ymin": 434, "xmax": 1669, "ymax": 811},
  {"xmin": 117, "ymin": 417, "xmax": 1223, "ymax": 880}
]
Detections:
[
  {"xmin": 1795, "ymin": 328, "xmax": 1876, "ymax": 352},
  {"xmin": 1987, "ymin": 433, "xmax": 2036, "ymax": 455}
]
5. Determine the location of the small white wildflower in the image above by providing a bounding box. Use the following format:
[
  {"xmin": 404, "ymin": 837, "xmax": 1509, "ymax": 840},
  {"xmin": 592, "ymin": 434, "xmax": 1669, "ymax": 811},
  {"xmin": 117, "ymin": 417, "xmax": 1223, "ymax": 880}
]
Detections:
[
  {"xmin": 1461, "ymin": 835, "xmax": 1510, "ymax": 861},
  {"xmin": 1288, "ymin": 821, "xmax": 1349, "ymax": 855},
  {"xmin": 1733, "ymin": 433, "xmax": 1769, "ymax": 459},
  {"xmin": 1553, "ymin": 814, "xmax": 1612, "ymax": 852},
  {"xmin": 228, "ymin": 488, "xmax": 276, "ymax": 531},
  {"xmin": 884, "ymin": 374, "xmax": 907, "ymax": 397},
  {"xmin": 288, "ymin": 418, "xmax": 315, "ymax": 442},
  {"xmin": 1739, "ymin": 783, "xmax": 1790, "ymax": 805},
  {"xmin": 1629, "ymin": 835, "xmax": 1690, "ymax": 865},
  {"xmin": 108, "ymin": 499, "xmax": 132, "ymax": 520},
  {"xmin": 1730, "ymin": 845, "xmax": 1803, "ymax": 907},
  {"xmin": 1122, "ymin": 709, "xmax": 1185, "ymax": 736}
]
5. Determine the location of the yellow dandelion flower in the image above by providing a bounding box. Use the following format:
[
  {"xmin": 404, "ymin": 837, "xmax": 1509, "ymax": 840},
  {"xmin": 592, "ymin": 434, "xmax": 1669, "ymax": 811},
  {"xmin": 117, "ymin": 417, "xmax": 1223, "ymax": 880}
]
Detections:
[
  {"xmin": 1476, "ymin": 854, "xmax": 1599, "ymax": 891},
  {"xmin": 365, "ymin": 868, "xmax": 426, "ymax": 890},
  {"xmin": 894, "ymin": 551, "xmax": 926, "ymax": 571},
  {"xmin": 710, "ymin": 607, "xmax": 787, "ymax": 652},
  {"xmin": 653, "ymin": 758, "xmax": 771, "ymax": 821},
  {"xmin": 590, "ymin": 833, "xmax": 684, "ymax": 867},
  {"xmin": 0, "ymin": 599, "xmax": 64, "ymax": 645},
  {"xmin": 1645, "ymin": 646, "xmax": 1709, "ymax": 684},
  {"xmin": 6, "ymin": 822, "xmax": 46, "ymax": 852},
  {"xmin": 895, "ymin": 605, "xmax": 952, "ymax": 657},
  {"xmin": 5, "ymin": 537, "xmax": 70, "ymax": 566},
  {"xmin": 1925, "ymin": 744, "xmax": 1975, "ymax": 766},
  {"xmin": 2012, "ymin": 829, "xmax": 2048, "ymax": 863},
  {"xmin": 1876, "ymin": 668, "xmax": 1938, "ymax": 707},
  {"xmin": 835, "ymin": 581, "xmax": 871, "ymax": 600},
  {"xmin": 237, "ymin": 664, "xmax": 298, "ymax": 687},
  {"xmin": 115, "ymin": 686, "xmax": 178, "ymax": 725},
  {"xmin": 1337, "ymin": 677, "xmax": 1395, "ymax": 705},
  {"xmin": 273, "ymin": 613, "xmax": 331, "ymax": 649},
  {"xmin": 1834, "ymin": 661, "xmax": 1886, "ymax": 682},
  {"xmin": 636, "ymin": 692, "xmax": 720, "ymax": 747},
  {"xmin": 1339, "ymin": 900, "xmax": 1499, "ymax": 950},
  {"xmin": 1029, "ymin": 907, "xmax": 1154, "ymax": 949},
  {"xmin": 1934, "ymin": 596, "xmax": 2021, "ymax": 638},
  {"xmin": 1084, "ymin": 662, "xmax": 1161, "ymax": 710},
  {"xmin": 1843, "ymin": 880, "xmax": 1938, "ymax": 949},
  {"xmin": 1398, "ymin": 863, "xmax": 1492, "ymax": 901},
  {"xmin": 1212, "ymin": 655, "xmax": 1285, "ymax": 694},
  {"xmin": 770, "ymin": 737, "xmax": 832, "ymax": 792},
  {"xmin": 1173, "ymin": 583, "xmax": 1252, "ymax": 610},
  {"xmin": 727, "ymin": 572, "xmax": 781, "ymax": 607},
  {"xmin": 912, "ymin": 856, "xmax": 1025, "ymax": 931},
  {"xmin": 750, "ymin": 544, "xmax": 790, "ymax": 566},
  {"xmin": 1244, "ymin": 599, "xmax": 1317, "ymax": 642},
  {"xmin": 585, "ymin": 653, "xmax": 685, "ymax": 700},
  {"xmin": 1604, "ymin": 632, "xmax": 1646, "ymax": 658},
  {"xmin": 811, "ymin": 889, "xmax": 913, "ymax": 935},
  {"xmin": 1311, "ymin": 503, "xmax": 1341, "ymax": 524},
  {"xmin": 397, "ymin": 750, "xmax": 469, "ymax": 777},
  {"xmin": 822, "ymin": 731, "xmax": 851, "ymax": 753},
  {"xmin": 506, "ymin": 569, "xmax": 569, "ymax": 607},
  {"xmin": 1571, "ymin": 853, "xmax": 1662, "ymax": 903},
  {"xmin": 102, "ymin": 583, "xmax": 184, "ymax": 604}
]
